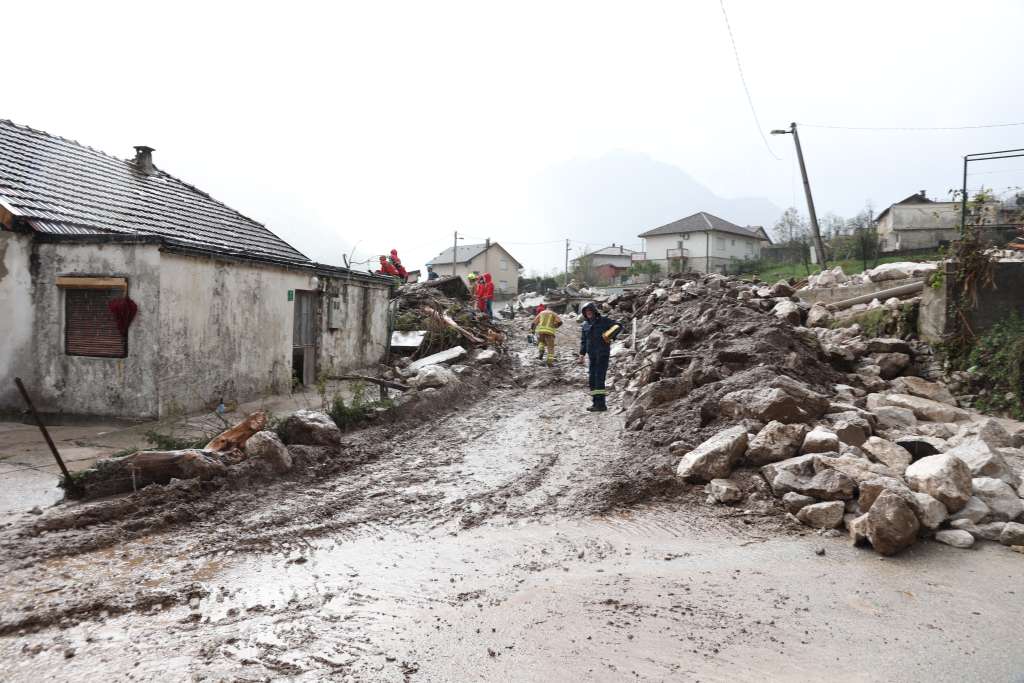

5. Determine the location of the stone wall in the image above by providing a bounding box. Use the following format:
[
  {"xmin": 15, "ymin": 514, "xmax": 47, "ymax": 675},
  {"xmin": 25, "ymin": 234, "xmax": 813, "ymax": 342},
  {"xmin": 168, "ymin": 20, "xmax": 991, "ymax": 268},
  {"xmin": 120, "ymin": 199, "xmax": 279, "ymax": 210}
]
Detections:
[{"xmin": 919, "ymin": 260, "xmax": 1024, "ymax": 343}]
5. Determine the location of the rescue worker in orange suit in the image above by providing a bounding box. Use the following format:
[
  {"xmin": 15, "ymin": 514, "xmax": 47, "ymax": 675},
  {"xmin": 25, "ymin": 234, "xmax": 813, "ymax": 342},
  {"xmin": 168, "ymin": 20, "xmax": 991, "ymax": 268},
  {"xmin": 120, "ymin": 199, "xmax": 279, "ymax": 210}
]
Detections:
[
  {"xmin": 377, "ymin": 255, "xmax": 399, "ymax": 277},
  {"xmin": 577, "ymin": 301, "xmax": 622, "ymax": 412},
  {"xmin": 531, "ymin": 306, "xmax": 562, "ymax": 366},
  {"xmin": 388, "ymin": 249, "xmax": 408, "ymax": 281},
  {"xmin": 481, "ymin": 273, "xmax": 495, "ymax": 318}
]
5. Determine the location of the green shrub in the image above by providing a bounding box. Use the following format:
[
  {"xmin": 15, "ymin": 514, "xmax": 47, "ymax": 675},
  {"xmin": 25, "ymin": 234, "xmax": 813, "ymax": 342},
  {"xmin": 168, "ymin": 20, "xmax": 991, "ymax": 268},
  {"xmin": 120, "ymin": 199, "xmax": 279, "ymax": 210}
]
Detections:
[{"xmin": 964, "ymin": 312, "xmax": 1024, "ymax": 419}]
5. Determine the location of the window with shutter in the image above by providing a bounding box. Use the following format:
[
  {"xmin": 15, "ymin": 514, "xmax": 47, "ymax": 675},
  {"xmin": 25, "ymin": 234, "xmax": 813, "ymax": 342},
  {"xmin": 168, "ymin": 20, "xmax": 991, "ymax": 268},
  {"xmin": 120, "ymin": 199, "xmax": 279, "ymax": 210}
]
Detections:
[{"xmin": 65, "ymin": 287, "xmax": 128, "ymax": 358}]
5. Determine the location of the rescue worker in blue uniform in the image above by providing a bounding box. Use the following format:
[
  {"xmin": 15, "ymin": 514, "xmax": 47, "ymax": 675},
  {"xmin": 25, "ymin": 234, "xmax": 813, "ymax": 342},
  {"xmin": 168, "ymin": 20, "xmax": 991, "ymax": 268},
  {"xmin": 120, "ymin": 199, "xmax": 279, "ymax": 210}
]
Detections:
[{"xmin": 577, "ymin": 301, "xmax": 622, "ymax": 412}]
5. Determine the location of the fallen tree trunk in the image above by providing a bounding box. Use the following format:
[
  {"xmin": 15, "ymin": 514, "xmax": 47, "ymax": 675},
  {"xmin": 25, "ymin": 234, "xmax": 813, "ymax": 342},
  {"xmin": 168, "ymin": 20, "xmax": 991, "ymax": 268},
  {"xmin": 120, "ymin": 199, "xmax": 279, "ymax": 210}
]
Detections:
[
  {"xmin": 826, "ymin": 280, "xmax": 924, "ymax": 311},
  {"xmin": 205, "ymin": 410, "xmax": 268, "ymax": 452}
]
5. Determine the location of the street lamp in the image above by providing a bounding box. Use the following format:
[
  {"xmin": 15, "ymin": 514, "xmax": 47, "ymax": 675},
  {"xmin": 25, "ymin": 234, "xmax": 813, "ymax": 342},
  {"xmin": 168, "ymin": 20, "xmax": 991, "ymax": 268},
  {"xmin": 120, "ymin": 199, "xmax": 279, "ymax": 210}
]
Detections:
[{"xmin": 772, "ymin": 122, "xmax": 827, "ymax": 269}]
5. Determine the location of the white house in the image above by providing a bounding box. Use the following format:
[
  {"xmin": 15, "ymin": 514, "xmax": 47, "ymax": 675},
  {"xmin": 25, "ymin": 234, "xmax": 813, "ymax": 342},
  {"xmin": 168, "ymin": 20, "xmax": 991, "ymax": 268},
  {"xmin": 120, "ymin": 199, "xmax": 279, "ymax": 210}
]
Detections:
[
  {"xmin": 875, "ymin": 191, "xmax": 959, "ymax": 252},
  {"xmin": 570, "ymin": 243, "xmax": 639, "ymax": 284},
  {"xmin": 637, "ymin": 212, "xmax": 771, "ymax": 274},
  {"xmin": 426, "ymin": 239, "xmax": 523, "ymax": 296}
]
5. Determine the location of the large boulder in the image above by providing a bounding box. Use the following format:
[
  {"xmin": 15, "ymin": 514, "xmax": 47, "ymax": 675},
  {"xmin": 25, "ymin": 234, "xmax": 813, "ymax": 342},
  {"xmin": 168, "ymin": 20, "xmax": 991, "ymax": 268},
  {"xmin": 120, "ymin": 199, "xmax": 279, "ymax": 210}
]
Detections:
[
  {"xmin": 867, "ymin": 393, "xmax": 971, "ymax": 423},
  {"xmin": 828, "ymin": 413, "xmax": 872, "ymax": 447},
  {"xmin": 864, "ymin": 490, "xmax": 920, "ymax": 556},
  {"xmin": 934, "ymin": 529, "xmax": 975, "ymax": 549},
  {"xmin": 860, "ymin": 436, "xmax": 913, "ymax": 473},
  {"xmin": 1000, "ymin": 522, "xmax": 1024, "ymax": 546},
  {"xmin": 413, "ymin": 365, "xmax": 457, "ymax": 389},
  {"xmin": 814, "ymin": 454, "xmax": 900, "ymax": 486},
  {"xmin": 865, "ymin": 261, "xmax": 937, "ymax": 283},
  {"xmin": 806, "ymin": 304, "xmax": 833, "ymax": 328},
  {"xmin": 970, "ymin": 477, "xmax": 1024, "ymax": 521},
  {"xmin": 797, "ymin": 501, "xmax": 845, "ymax": 529},
  {"xmin": 782, "ymin": 492, "xmax": 816, "ymax": 514},
  {"xmin": 802, "ymin": 427, "xmax": 840, "ymax": 454},
  {"xmin": 889, "ymin": 376, "xmax": 956, "ymax": 405},
  {"xmin": 948, "ymin": 496, "xmax": 991, "ymax": 524},
  {"xmin": 873, "ymin": 353, "xmax": 911, "ymax": 380},
  {"xmin": 946, "ymin": 440, "xmax": 1021, "ymax": 488},
  {"xmin": 631, "ymin": 377, "xmax": 690, "ymax": 413},
  {"xmin": 244, "ymin": 430, "xmax": 293, "ymax": 474},
  {"xmin": 282, "ymin": 410, "xmax": 343, "ymax": 447},
  {"xmin": 866, "ymin": 338, "xmax": 912, "ymax": 355},
  {"xmin": 904, "ymin": 454, "xmax": 973, "ymax": 512},
  {"xmin": 772, "ymin": 300, "xmax": 802, "ymax": 325},
  {"xmin": 674, "ymin": 426, "xmax": 748, "ymax": 483},
  {"xmin": 746, "ymin": 421, "xmax": 809, "ymax": 465},
  {"xmin": 912, "ymin": 492, "xmax": 948, "ymax": 530},
  {"xmin": 720, "ymin": 388, "xmax": 805, "ymax": 424},
  {"xmin": 706, "ymin": 478, "xmax": 743, "ymax": 504},
  {"xmin": 873, "ymin": 406, "xmax": 918, "ymax": 432}
]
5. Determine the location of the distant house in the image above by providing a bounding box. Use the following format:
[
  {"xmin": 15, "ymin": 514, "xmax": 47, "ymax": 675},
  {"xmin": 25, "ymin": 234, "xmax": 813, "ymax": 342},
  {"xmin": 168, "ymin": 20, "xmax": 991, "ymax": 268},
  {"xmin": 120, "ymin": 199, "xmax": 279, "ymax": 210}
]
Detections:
[
  {"xmin": 426, "ymin": 239, "xmax": 523, "ymax": 296},
  {"xmin": 0, "ymin": 119, "xmax": 392, "ymax": 418},
  {"xmin": 875, "ymin": 191, "xmax": 959, "ymax": 252},
  {"xmin": 637, "ymin": 211, "xmax": 770, "ymax": 274},
  {"xmin": 570, "ymin": 243, "xmax": 639, "ymax": 284}
]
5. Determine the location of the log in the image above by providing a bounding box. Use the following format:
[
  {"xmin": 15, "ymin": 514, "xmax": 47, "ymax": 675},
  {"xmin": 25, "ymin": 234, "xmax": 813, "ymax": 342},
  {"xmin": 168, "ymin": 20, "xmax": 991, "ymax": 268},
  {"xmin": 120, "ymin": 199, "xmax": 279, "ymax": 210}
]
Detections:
[
  {"xmin": 331, "ymin": 374, "xmax": 411, "ymax": 391},
  {"xmin": 205, "ymin": 410, "xmax": 268, "ymax": 452}
]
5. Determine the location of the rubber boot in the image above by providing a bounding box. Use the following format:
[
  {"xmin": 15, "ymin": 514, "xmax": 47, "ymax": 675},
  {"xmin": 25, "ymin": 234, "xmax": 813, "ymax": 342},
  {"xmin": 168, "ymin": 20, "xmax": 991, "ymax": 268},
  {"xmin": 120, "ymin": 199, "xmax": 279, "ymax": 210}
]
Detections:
[{"xmin": 587, "ymin": 395, "xmax": 607, "ymax": 412}]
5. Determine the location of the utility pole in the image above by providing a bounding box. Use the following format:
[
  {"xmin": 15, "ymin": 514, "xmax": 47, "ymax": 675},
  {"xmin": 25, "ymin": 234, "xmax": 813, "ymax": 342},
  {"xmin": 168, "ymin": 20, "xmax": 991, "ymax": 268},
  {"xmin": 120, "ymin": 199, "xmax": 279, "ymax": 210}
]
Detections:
[
  {"xmin": 771, "ymin": 122, "xmax": 828, "ymax": 269},
  {"xmin": 452, "ymin": 230, "xmax": 458, "ymax": 276},
  {"xmin": 564, "ymin": 239, "xmax": 570, "ymax": 285}
]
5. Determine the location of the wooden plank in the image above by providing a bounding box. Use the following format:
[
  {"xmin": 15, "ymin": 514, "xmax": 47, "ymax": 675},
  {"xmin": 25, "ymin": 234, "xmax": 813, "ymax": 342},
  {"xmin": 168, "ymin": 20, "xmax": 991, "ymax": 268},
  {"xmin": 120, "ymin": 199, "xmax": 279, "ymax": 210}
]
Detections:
[{"xmin": 56, "ymin": 276, "xmax": 127, "ymax": 289}]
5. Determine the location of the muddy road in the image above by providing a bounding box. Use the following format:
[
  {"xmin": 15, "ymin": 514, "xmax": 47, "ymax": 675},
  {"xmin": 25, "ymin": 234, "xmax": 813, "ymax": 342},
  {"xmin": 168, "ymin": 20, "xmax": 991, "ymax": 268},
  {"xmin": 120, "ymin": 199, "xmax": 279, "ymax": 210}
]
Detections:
[{"xmin": 1, "ymin": 320, "xmax": 1022, "ymax": 682}]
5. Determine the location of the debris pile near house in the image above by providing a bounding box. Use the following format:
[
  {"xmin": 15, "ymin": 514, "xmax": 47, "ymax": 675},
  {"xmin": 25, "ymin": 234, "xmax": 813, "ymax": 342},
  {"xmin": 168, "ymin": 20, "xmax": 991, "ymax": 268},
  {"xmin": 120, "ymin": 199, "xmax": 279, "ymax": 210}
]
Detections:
[
  {"xmin": 392, "ymin": 280, "xmax": 506, "ymax": 358},
  {"xmin": 802, "ymin": 262, "xmax": 939, "ymax": 290},
  {"xmin": 602, "ymin": 273, "xmax": 1024, "ymax": 556}
]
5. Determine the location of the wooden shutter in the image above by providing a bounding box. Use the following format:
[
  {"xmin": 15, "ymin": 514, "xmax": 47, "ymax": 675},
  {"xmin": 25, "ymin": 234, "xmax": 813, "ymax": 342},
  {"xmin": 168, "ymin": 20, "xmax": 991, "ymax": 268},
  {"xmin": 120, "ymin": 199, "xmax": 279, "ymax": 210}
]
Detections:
[{"xmin": 65, "ymin": 288, "xmax": 128, "ymax": 357}]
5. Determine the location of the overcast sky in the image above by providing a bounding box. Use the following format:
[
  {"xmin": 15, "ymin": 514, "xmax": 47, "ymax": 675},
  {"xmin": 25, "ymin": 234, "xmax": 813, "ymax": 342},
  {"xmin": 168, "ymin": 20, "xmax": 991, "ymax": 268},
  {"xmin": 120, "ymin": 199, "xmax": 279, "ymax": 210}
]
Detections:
[{"xmin": 5, "ymin": 1, "xmax": 1024, "ymax": 274}]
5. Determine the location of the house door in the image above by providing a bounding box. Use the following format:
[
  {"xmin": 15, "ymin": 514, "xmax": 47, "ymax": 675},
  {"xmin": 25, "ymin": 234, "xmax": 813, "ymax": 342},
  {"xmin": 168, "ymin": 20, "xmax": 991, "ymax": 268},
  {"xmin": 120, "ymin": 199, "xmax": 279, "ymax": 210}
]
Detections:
[{"xmin": 292, "ymin": 290, "xmax": 317, "ymax": 387}]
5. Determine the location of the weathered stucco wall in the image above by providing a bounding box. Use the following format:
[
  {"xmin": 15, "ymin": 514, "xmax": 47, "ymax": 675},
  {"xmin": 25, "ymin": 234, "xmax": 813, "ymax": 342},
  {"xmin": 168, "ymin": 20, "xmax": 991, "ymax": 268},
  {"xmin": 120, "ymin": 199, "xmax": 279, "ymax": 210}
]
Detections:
[
  {"xmin": 920, "ymin": 260, "xmax": 1024, "ymax": 343},
  {"xmin": 28, "ymin": 240, "xmax": 162, "ymax": 417},
  {"xmin": 319, "ymin": 278, "xmax": 389, "ymax": 375},
  {"xmin": 0, "ymin": 231, "xmax": 36, "ymax": 412},
  {"xmin": 157, "ymin": 252, "xmax": 308, "ymax": 416}
]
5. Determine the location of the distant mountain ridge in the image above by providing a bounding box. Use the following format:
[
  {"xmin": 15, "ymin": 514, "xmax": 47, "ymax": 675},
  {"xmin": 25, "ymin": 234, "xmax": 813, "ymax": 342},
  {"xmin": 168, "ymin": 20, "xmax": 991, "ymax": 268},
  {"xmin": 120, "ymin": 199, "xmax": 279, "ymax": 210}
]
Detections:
[{"xmin": 530, "ymin": 150, "xmax": 783, "ymax": 245}]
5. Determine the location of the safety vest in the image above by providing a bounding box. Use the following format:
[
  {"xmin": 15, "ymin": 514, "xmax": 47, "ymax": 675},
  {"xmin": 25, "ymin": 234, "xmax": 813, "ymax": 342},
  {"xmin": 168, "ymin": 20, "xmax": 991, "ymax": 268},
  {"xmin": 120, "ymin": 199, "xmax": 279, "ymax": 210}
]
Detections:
[{"xmin": 534, "ymin": 310, "xmax": 562, "ymax": 335}]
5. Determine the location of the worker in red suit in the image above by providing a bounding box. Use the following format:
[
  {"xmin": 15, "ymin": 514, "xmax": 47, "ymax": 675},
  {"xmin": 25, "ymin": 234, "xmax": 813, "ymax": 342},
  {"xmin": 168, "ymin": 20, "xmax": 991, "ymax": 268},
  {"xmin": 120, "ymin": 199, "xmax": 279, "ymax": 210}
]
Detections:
[
  {"xmin": 377, "ymin": 255, "xmax": 399, "ymax": 277},
  {"xmin": 481, "ymin": 273, "xmax": 495, "ymax": 318},
  {"xmin": 475, "ymin": 275, "xmax": 486, "ymax": 312},
  {"xmin": 389, "ymin": 249, "xmax": 408, "ymax": 280}
]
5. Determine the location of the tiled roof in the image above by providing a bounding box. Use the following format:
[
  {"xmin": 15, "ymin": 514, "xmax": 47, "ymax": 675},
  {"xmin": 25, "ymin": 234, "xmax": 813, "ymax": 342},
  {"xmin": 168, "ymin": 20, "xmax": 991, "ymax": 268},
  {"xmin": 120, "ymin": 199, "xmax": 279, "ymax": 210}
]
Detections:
[
  {"xmin": 427, "ymin": 243, "xmax": 489, "ymax": 265},
  {"xmin": 0, "ymin": 119, "xmax": 310, "ymax": 265},
  {"xmin": 638, "ymin": 211, "xmax": 767, "ymax": 240},
  {"xmin": 587, "ymin": 245, "xmax": 639, "ymax": 256},
  {"xmin": 426, "ymin": 242, "xmax": 523, "ymax": 268}
]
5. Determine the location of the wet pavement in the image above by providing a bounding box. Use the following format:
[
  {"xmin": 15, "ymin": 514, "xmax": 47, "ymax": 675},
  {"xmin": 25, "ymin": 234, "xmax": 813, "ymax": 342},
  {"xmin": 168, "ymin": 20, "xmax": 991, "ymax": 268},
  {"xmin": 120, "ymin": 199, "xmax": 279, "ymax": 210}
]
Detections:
[{"xmin": 1, "ymin": 319, "xmax": 1022, "ymax": 681}]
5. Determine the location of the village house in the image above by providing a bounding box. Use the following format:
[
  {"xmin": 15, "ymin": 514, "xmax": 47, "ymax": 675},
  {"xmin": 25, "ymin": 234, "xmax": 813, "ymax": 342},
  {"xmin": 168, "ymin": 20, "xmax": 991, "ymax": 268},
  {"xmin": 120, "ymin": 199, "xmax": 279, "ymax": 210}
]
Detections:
[
  {"xmin": 0, "ymin": 120, "xmax": 392, "ymax": 419},
  {"xmin": 875, "ymin": 191, "xmax": 960, "ymax": 252},
  {"xmin": 570, "ymin": 243, "xmax": 639, "ymax": 284},
  {"xmin": 426, "ymin": 239, "xmax": 522, "ymax": 296},
  {"xmin": 637, "ymin": 211, "xmax": 770, "ymax": 274}
]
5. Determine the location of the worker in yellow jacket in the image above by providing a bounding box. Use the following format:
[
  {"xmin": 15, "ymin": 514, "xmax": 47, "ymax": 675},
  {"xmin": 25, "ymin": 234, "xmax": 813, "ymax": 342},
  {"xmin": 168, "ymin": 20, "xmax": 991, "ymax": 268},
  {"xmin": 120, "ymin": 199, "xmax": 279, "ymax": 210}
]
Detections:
[{"xmin": 531, "ymin": 304, "xmax": 562, "ymax": 366}]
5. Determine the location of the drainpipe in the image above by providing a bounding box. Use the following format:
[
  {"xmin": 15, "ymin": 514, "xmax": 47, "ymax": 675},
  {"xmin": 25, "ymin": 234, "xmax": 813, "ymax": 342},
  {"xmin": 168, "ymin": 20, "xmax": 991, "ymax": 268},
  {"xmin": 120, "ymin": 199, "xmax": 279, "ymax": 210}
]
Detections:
[{"xmin": 706, "ymin": 231, "xmax": 711, "ymax": 273}]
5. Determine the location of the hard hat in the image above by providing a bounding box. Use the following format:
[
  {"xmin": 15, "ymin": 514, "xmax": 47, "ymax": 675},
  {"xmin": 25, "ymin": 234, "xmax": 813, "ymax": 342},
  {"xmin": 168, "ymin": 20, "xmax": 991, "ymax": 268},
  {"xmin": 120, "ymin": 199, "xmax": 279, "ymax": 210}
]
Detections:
[{"xmin": 581, "ymin": 301, "xmax": 600, "ymax": 317}]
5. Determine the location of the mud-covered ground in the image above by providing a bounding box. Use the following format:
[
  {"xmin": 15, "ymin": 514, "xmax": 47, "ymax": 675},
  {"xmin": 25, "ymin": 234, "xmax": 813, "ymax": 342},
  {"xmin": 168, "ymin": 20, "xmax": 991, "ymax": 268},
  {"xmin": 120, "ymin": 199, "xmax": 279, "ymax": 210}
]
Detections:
[{"xmin": 1, "ymin": 317, "xmax": 1022, "ymax": 682}]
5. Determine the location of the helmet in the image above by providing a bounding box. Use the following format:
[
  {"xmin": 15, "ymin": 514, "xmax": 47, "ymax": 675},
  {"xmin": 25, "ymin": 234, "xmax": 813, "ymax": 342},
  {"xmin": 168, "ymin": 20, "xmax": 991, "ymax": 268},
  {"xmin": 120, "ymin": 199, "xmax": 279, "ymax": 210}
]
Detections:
[{"xmin": 581, "ymin": 301, "xmax": 600, "ymax": 318}]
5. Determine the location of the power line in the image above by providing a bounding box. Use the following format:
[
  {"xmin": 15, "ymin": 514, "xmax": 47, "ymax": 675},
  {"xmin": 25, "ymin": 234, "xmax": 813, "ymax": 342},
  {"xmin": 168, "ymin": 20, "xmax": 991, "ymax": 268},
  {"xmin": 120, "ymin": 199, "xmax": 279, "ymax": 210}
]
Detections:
[
  {"xmin": 719, "ymin": 0, "xmax": 782, "ymax": 161},
  {"xmin": 802, "ymin": 121, "xmax": 1024, "ymax": 131}
]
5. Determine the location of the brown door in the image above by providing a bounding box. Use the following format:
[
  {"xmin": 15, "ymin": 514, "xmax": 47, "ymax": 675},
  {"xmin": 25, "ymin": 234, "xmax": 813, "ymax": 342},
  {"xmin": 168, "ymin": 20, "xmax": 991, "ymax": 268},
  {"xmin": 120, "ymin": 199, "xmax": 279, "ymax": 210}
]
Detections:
[{"xmin": 293, "ymin": 290, "xmax": 317, "ymax": 386}]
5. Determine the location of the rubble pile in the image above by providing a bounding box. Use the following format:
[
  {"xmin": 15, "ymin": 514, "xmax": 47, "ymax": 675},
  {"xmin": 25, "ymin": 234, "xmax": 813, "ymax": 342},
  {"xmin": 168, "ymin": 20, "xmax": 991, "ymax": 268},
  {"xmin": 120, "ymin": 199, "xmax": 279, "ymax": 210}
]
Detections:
[
  {"xmin": 802, "ymin": 262, "xmax": 938, "ymax": 289},
  {"xmin": 602, "ymin": 273, "xmax": 1024, "ymax": 556}
]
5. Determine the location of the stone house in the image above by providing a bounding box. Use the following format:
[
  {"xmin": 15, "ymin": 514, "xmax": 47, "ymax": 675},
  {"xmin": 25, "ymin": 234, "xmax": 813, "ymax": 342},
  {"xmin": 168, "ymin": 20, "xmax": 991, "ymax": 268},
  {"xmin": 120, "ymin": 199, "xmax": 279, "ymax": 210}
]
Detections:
[
  {"xmin": 426, "ymin": 239, "xmax": 523, "ymax": 297},
  {"xmin": 0, "ymin": 119, "xmax": 392, "ymax": 419},
  {"xmin": 875, "ymin": 191, "xmax": 959, "ymax": 252},
  {"xmin": 637, "ymin": 211, "xmax": 770, "ymax": 274}
]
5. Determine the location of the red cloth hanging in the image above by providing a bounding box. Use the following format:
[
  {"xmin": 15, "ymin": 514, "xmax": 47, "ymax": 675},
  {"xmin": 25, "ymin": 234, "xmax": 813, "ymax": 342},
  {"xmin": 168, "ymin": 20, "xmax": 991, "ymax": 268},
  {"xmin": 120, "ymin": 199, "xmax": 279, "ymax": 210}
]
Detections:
[{"xmin": 108, "ymin": 296, "xmax": 138, "ymax": 336}]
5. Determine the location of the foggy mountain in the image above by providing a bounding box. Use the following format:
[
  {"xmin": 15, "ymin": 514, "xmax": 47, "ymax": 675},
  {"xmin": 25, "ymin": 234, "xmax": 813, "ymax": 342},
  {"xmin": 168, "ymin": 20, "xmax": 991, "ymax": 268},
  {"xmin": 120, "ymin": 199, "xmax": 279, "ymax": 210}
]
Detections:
[{"xmin": 530, "ymin": 150, "xmax": 783, "ymax": 254}]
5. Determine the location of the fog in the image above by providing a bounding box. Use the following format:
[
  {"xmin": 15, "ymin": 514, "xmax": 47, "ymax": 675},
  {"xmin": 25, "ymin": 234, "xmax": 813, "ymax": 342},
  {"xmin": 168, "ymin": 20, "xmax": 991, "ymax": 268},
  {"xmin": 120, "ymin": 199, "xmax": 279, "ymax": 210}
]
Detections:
[{"xmin": 4, "ymin": 0, "xmax": 1023, "ymax": 274}]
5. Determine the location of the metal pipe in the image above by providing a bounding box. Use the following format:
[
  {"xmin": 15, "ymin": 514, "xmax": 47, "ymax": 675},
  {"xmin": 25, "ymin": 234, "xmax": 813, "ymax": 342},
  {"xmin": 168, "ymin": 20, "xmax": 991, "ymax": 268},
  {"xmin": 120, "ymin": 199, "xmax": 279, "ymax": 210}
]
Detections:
[
  {"xmin": 825, "ymin": 280, "xmax": 924, "ymax": 311},
  {"xmin": 960, "ymin": 155, "xmax": 968, "ymax": 236}
]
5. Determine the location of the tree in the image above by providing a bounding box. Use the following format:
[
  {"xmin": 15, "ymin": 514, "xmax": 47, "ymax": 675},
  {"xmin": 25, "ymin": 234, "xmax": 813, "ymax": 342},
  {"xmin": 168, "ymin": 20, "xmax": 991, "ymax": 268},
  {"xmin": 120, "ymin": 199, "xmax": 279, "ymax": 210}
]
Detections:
[
  {"xmin": 819, "ymin": 212, "xmax": 847, "ymax": 239},
  {"xmin": 628, "ymin": 260, "xmax": 662, "ymax": 283},
  {"xmin": 772, "ymin": 207, "xmax": 809, "ymax": 244}
]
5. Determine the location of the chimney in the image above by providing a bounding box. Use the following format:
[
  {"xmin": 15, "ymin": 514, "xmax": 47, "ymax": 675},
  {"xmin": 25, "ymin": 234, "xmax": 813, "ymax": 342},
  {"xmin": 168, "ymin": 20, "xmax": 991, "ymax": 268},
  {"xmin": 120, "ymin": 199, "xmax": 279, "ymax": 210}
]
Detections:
[
  {"xmin": 919, "ymin": 189, "xmax": 926, "ymax": 199},
  {"xmin": 133, "ymin": 145, "xmax": 156, "ymax": 175},
  {"xmin": 485, "ymin": 237, "xmax": 490, "ymax": 249}
]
